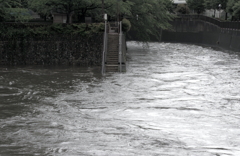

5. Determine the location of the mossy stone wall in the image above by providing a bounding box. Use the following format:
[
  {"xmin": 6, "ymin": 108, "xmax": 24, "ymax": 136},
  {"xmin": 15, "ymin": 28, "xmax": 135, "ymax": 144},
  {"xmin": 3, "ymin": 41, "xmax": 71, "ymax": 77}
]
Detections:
[{"xmin": 0, "ymin": 23, "xmax": 104, "ymax": 66}]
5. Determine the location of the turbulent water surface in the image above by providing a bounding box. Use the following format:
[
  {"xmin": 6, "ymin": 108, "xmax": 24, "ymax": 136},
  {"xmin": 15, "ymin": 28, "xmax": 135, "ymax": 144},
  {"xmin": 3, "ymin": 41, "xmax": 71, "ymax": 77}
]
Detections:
[{"xmin": 1, "ymin": 42, "xmax": 240, "ymax": 156}]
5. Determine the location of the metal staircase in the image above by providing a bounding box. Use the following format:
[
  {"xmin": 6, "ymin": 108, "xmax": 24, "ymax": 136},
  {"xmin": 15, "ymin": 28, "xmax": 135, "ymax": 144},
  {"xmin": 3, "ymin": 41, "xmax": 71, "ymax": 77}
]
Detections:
[
  {"xmin": 102, "ymin": 21, "xmax": 126, "ymax": 74},
  {"xmin": 105, "ymin": 33, "xmax": 119, "ymax": 72}
]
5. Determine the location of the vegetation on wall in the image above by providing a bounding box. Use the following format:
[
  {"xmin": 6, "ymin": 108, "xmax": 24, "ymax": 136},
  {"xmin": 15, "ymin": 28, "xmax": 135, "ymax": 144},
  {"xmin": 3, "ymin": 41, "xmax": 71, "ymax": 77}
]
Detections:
[
  {"xmin": 0, "ymin": 23, "xmax": 104, "ymax": 39},
  {"xmin": 0, "ymin": 33, "xmax": 104, "ymax": 66},
  {"xmin": 0, "ymin": 23, "xmax": 104, "ymax": 65},
  {"xmin": 0, "ymin": 22, "xmax": 105, "ymax": 66}
]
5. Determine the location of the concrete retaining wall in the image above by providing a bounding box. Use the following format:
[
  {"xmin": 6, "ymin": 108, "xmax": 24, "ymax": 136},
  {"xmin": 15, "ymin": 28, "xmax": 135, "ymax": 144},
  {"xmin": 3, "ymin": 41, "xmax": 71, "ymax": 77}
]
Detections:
[
  {"xmin": 161, "ymin": 19, "xmax": 240, "ymax": 52},
  {"xmin": 0, "ymin": 34, "xmax": 103, "ymax": 66}
]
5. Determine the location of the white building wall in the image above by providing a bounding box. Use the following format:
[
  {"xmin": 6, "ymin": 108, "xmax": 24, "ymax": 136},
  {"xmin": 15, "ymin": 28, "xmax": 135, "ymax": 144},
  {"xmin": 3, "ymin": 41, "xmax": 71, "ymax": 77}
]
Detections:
[
  {"xmin": 204, "ymin": 9, "xmax": 226, "ymax": 19},
  {"xmin": 173, "ymin": 0, "xmax": 186, "ymax": 4}
]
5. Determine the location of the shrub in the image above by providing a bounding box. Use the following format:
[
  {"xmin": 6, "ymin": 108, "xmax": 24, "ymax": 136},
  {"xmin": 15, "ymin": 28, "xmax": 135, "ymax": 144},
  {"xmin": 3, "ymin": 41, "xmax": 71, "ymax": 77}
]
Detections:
[
  {"xmin": 122, "ymin": 18, "xmax": 131, "ymax": 32},
  {"xmin": 0, "ymin": 23, "xmax": 105, "ymax": 39},
  {"xmin": 175, "ymin": 4, "xmax": 190, "ymax": 14}
]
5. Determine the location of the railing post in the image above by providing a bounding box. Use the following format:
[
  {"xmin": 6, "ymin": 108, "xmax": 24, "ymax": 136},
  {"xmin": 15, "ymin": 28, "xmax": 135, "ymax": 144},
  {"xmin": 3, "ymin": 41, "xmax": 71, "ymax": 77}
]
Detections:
[
  {"xmin": 119, "ymin": 21, "xmax": 122, "ymax": 72},
  {"xmin": 102, "ymin": 19, "xmax": 108, "ymax": 75}
]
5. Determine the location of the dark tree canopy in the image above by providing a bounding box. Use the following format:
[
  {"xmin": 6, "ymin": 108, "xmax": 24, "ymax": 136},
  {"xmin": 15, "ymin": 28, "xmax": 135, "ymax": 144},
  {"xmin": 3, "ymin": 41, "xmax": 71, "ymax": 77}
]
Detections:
[
  {"xmin": 187, "ymin": 0, "xmax": 206, "ymax": 14},
  {"xmin": 227, "ymin": 0, "xmax": 240, "ymax": 20},
  {"xmin": 27, "ymin": 0, "xmax": 174, "ymax": 41},
  {"xmin": 1, "ymin": 0, "xmax": 174, "ymax": 41},
  {"xmin": 125, "ymin": 0, "xmax": 174, "ymax": 41},
  {"xmin": 0, "ymin": 0, "xmax": 31, "ymax": 22},
  {"xmin": 175, "ymin": 4, "xmax": 190, "ymax": 14}
]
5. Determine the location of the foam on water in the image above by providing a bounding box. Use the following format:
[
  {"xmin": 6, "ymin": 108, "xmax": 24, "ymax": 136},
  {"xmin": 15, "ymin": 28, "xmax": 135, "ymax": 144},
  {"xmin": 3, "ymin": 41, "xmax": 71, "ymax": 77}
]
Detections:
[{"xmin": 0, "ymin": 42, "xmax": 240, "ymax": 156}]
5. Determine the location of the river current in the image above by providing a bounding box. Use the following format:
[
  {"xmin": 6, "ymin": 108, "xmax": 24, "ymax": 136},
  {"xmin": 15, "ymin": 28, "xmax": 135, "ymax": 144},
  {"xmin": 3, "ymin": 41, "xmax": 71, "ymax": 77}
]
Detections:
[{"xmin": 0, "ymin": 42, "xmax": 240, "ymax": 156}]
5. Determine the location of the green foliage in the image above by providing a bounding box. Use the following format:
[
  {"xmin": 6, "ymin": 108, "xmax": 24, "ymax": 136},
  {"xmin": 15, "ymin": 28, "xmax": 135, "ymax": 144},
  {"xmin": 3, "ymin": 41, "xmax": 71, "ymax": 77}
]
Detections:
[
  {"xmin": 0, "ymin": 23, "xmax": 104, "ymax": 39},
  {"xmin": 219, "ymin": 0, "xmax": 227, "ymax": 10},
  {"xmin": 165, "ymin": 0, "xmax": 175, "ymax": 13},
  {"xmin": 126, "ymin": 0, "xmax": 174, "ymax": 41},
  {"xmin": 1, "ymin": 0, "xmax": 174, "ymax": 42},
  {"xmin": 105, "ymin": 0, "xmax": 134, "ymax": 19},
  {"xmin": 232, "ymin": 1, "xmax": 240, "ymax": 19},
  {"xmin": 204, "ymin": 0, "xmax": 219, "ymax": 10},
  {"xmin": 28, "ymin": 0, "xmax": 52, "ymax": 20},
  {"xmin": 227, "ymin": 0, "xmax": 237, "ymax": 14},
  {"xmin": 27, "ymin": 0, "xmax": 173, "ymax": 41},
  {"xmin": 122, "ymin": 18, "xmax": 131, "ymax": 32},
  {"xmin": 227, "ymin": 0, "xmax": 240, "ymax": 20},
  {"xmin": 204, "ymin": 0, "xmax": 226, "ymax": 10},
  {"xmin": 0, "ymin": 0, "xmax": 32, "ymax": 22},
  {"xmin": 187, "ymin": 0, "xmax": 205, "ymax": 14},
  {"xmin": 28, "ymin": 0, "xmax": 111, "ymax": 23},
  {"xmin": 175, "ymin": 4, "xmax": 190, "ymax": 14}
]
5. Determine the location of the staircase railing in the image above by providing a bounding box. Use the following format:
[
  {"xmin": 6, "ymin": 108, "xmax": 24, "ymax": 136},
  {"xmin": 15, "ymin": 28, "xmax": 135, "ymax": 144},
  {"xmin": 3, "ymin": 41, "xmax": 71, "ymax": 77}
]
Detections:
[
  {"xmin": 102, "ymin": 20, "xmax": 108, "ymax": 74},
  {"xmin": 119, "ymin": 21, "xmax": 123, "ymax": 72}
]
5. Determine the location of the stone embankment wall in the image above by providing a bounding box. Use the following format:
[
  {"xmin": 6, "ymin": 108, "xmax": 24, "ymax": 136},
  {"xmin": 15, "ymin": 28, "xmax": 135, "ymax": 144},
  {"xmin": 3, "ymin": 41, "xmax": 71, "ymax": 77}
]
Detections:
[
  {"xmin": 161, "ymin": 18, "xmax": 240, "ymax": 52},
  {"xmin": 0, "ymin": 34, "xmax": 103, "ymax": 66},
  {"xmin": 0, "ymin": 33, "xmax": 103, "ymax": 66}
]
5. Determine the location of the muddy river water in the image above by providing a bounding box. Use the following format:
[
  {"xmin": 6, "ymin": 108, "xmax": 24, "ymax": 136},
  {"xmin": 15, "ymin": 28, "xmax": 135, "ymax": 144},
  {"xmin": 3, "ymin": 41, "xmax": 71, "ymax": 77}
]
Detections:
[{"xmin": 0, "ymin": 42, "xmax": 240, "ymax": 156}]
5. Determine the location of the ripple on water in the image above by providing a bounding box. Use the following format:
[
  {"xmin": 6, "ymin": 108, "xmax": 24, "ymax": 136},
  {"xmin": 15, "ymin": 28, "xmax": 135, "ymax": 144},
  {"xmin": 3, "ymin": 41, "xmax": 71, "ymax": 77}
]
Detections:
[
  {"xmin": 1, "ymin": 42, "xmax": 240, "ymax": 156},
  {"xmin": 0, "ymin": 86, "xmax": 22, "ymax": 97}
]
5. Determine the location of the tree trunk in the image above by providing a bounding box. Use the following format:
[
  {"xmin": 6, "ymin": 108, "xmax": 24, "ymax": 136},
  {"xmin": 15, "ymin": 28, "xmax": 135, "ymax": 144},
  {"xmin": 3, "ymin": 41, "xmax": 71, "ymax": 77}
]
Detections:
[
  {"xmin": 66, "ymin": 12, "xmax": 73, "ymax": 23},
  {"xmin": 79, "ymin": 9, "xmax": 87, "ymax": 23},
  {"xmin": 79, "ymin": 14, "xmax": 85, "ymax": 23},
  {"xmin": 67, "ymin": 13, "xmax": 70, "ymax": 23}
]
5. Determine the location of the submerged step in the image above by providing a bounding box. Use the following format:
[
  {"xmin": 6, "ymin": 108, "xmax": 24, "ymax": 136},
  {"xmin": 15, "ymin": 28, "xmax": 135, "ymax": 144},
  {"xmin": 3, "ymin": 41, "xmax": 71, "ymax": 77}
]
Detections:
[{"xmin": 105, "ymin": 65, "xmax": 119, "ymax": 72}]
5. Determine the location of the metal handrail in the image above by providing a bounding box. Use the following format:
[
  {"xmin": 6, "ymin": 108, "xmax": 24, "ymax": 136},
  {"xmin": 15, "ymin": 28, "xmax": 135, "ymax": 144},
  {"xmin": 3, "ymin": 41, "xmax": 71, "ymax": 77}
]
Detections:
[{"xmin": 101, "ymin": 20, "xmax": 108, "ymax": 75}]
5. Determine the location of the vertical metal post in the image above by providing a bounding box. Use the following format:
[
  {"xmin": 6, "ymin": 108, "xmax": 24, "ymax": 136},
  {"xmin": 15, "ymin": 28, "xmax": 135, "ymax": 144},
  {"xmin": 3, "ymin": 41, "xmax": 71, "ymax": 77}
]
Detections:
[
  {"xmin": 102, "ymin": 19, "xmax": 107, "ymax": 75},
  {"xmin": 119, "ymin": 21, "xmax": 122, "ymax": 72}
]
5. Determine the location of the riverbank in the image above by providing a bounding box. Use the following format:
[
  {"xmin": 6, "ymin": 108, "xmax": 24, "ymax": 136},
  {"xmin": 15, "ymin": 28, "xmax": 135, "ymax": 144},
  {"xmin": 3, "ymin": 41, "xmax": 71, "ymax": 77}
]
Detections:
[
  {"xmin": 0, "ymin": 34, "xmax": 103, "ymax": 66},
  {"xmin": 0, "ymin": 23, "xmax": 104, "ymax": 66},
  {"xmin": 161, "ymin": 16, "xmax": 240, "ymax": 52},
  {"xmin": 127, "ymin": 15, "xmax": 240, "ymax": 53}
]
